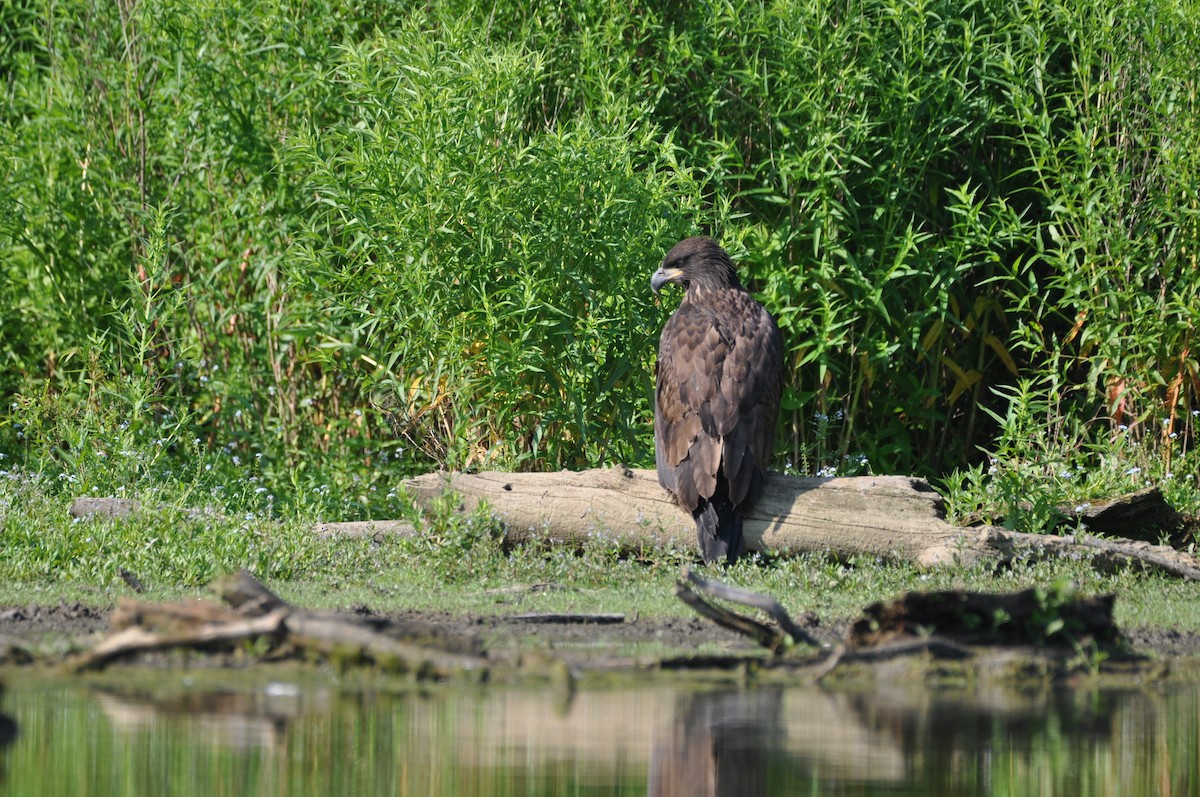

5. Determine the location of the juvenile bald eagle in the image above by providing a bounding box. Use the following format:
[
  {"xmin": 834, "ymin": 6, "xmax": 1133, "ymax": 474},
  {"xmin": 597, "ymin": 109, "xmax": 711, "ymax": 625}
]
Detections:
[{"xmin": 652, "ymin": 237, "xmax": 783, "ymax": 564}]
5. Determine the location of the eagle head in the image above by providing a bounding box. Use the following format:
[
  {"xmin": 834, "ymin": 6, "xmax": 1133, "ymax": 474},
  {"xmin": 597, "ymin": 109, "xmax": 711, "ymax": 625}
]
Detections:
[{"xmin": 651, "ymin": 236, "xmax": 742, "ymax": 294}]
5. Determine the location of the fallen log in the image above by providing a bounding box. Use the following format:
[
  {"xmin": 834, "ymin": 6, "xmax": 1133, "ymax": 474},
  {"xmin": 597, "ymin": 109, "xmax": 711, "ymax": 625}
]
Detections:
[
  {"xmin": 403, "ymin": 469, "xmax": 1200, "ymax": 579},
  {"xmin": 73, "ymin": 608, "xmax": 291, "ymax": 671},
  {"xmin": 402, "ymin": 468, "xmax": 995, "ymax": 567}
]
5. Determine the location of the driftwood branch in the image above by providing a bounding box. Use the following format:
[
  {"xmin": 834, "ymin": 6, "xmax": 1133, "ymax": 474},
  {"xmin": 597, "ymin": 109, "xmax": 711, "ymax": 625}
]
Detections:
[
  {"xmin": 674, "ymin": 581, "xmax": 789, "ymax": 652},
  {"xmin": 72, "ymin": 570, "xmax": 488, "ymax": 676},
  {"xmin": 675, "ymin": 571, "xmax": 1127, "ymax": 682},
  {"xmin": 76, "ymin": 608, "xmax": 290, "ymax": 671},
  {"xmin": 677, "ymin": 568, "xmax": 824, "ymax": 650}
]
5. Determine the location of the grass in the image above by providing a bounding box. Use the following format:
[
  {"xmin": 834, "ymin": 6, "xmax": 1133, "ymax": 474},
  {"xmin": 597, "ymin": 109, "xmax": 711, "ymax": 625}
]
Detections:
[
  {"xmin": 4, "ymin": 0, "xmax": 1200, "ymax": 488},
  {"xmin": 2, "ymin": 0, "xmax": 1200, "ymax": 653},
  {"xmin": 3, "ymin": 467, "xmax": 1197, "ymax": 645}
]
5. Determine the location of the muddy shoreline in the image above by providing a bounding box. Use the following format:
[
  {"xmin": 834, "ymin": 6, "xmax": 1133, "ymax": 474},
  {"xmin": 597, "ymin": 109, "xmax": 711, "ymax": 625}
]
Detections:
[{"xmin": 3, "ymin": 601, "xmax": 1200, "ymax": 684}]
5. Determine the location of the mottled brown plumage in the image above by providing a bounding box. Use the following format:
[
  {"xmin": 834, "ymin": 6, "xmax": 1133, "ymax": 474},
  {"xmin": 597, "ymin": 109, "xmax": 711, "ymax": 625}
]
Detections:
[{"xmin": 652, "ymin": 237, "xmax": 783, "ymax": 563}]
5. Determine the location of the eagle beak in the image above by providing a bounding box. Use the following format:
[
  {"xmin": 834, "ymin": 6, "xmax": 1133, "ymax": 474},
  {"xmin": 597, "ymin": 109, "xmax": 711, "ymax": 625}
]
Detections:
[{"xmin": 651, "ymin": 266, "xmax": 683, "ymax": 293}]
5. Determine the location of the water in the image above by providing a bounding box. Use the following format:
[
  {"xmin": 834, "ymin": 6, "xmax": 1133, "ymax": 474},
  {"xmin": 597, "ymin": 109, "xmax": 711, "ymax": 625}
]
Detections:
[{"xmin": 0, "ymin": 674, "xmax": 1196, "ymax": 795}]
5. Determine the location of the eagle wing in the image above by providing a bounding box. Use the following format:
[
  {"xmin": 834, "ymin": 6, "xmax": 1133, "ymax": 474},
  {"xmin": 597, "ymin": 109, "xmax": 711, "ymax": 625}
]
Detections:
[{"xmin": 655, "ymin": 290, "xmax": 782, "ymax": 514}]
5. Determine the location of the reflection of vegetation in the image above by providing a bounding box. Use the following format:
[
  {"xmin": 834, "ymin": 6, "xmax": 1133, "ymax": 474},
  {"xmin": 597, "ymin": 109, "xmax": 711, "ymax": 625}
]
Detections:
[{"xmin": 3, "ymin": 681, "xmax": 1199, "ymax": 796}]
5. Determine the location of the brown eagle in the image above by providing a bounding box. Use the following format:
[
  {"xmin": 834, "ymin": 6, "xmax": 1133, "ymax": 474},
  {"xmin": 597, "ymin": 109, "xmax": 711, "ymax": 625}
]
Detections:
[{"xmin": 651, "ymin": 237, "xmax": 783, "ymax": 564}]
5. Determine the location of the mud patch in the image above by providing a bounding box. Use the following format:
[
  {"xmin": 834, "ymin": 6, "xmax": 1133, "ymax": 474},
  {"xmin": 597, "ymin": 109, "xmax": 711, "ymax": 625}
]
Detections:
[{"xmin": 2, "ymin": 601, "xmax": 1199, "ymax": 678}]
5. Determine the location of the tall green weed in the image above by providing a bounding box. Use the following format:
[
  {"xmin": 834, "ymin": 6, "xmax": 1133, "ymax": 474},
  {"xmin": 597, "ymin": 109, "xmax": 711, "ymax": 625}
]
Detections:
[{"xmin": 1, "ymin": 0, "xmax": 1198, "ymax": 527}]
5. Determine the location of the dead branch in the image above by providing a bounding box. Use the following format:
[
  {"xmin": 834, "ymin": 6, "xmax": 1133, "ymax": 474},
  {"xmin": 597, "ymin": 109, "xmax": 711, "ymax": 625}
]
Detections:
[
  {"xmin": 72, "ymin": 609, "xmax": 290, "ymax": 672},
  {"xmin": 680, "ymin": 568, "xmax": 824, "ymax": 649},
  {"xmin": 1008, "ymin": 531, "xmax": 1200, "ymax": 581},
  {"xmin": 75, "ymin": 570, "xmax": 488, "ymax": 676},
  {"xmin": 674, "ymin": 580, "xmax": 788, "ymax": 652},
  {"xmin": 504, "ymin": 613, "xmax": 625, "ymax": 624}
]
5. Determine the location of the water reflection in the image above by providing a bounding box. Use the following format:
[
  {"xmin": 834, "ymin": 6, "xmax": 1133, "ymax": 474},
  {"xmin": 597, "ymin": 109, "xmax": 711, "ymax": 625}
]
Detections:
[
  {"xmin": 649, "ymin": 689, "xmax": 780, "ymax": 796},
  {"xmin": 92, "ymin": 682, "xmax": 323, "ymax": 753},
  {"xmin": 0, "ymin": 675, "xmax": 1196, "ymax": 795}
]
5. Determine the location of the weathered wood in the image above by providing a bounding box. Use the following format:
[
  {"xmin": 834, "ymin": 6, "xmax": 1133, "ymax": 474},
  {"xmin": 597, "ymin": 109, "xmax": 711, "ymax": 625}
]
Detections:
[
  {"xmin": 679, "ymin": 567, "xmax": 823, "ymax": 650},
  {"xmin": 1068, "ymin": 487, "xmax": 1185, "ymax": 542},
  {"xmin": 402, "ymin": 468, "xmax": 996, "ymax": 567},
  {"xmin": 674, "ymin": 581, "xmax": 788, "ymax": 652},
  {"xmin": 504, "ymin": 613, "xmax": 625, "ymax": 624},
  {"xmin": 70, "ymin": 497, "xmax": 141, "ymax": 518},
  {"xmin": 313, "ymin": 520, "xmax": 419, "ymax": 539},
  {"xmin": 1008, "ymin": 531, "xmax": 1200, "ymax": 580},
  {"xmin": 962, "ymin": 486, "xmax": 1187, "ymax": 544},
  {"xmin": 214, "ymin": 570, "xmax": 488, "ymax": 673},
  {"xmin": 75, "ymin": 570, "xmax": 488, "ymax": 675},
  {"xmin": 72, "ymin": 609, "xmax": 291, "ymax": 671}
]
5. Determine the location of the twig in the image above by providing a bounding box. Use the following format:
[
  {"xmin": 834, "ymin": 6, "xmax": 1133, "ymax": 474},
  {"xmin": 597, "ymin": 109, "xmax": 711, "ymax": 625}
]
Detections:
[
  {"xmin": 1008, "ymin": 531, "xmax": 1200, "ymax": 581},
  {"xmin": 503, "ymin": 613, "xmax": 625, "ymax": 624}
]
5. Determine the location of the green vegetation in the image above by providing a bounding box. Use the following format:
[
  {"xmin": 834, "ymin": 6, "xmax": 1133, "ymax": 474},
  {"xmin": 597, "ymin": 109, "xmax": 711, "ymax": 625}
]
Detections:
[
  {"xmin": 3, "ymin": 0, "xmax": 1200, "ymax": 599},
  {"xmin": 3, "ymin": 472, "xmax": 1199, "ymax": 640}
]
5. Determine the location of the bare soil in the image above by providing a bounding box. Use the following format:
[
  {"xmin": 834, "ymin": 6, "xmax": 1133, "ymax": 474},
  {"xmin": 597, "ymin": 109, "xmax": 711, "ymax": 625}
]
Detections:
[
  {"xmin": 0, "ymin": 601, "xmax": 766, "ymax": 668},
  {"xmin": 3, "ymin": 600, "xmax": 1200, "ymax": 674}
]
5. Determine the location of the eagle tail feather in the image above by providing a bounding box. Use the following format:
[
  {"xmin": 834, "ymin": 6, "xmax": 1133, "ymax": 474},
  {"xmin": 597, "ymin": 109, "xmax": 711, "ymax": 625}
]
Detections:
[{"xmin": 694, "ymin": 499, "xmax": 742, "ymax": 565}]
